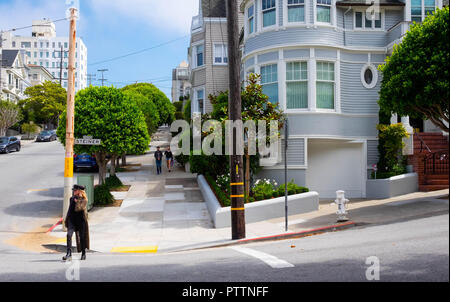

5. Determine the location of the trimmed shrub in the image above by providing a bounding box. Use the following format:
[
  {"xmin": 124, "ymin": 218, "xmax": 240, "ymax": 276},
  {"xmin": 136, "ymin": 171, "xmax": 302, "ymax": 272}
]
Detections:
[
  {"xmin": 94, "ymin": 184, "xmax": 115, "ymax": 206},
  {"xmin": 105, "ymin": 175, "xmax": 123, "ymax": 189}
]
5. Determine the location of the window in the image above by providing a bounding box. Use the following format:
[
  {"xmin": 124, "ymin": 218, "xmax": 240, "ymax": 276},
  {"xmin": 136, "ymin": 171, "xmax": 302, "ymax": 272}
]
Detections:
[
  {"xmin": 40, "ymin": 52, "xmax": 43, "ymax": 58},
  {"xmin": 262, "ymin": 0, "xmax": 276, "ymax": 27},
  {"xmin": 288, "ymin": 0, "xmax": 305, "ymax": 23},
  {"xmin": 316, "ymin": 62, "xmax": 335, "ymax": 109},
  {"xmin": 194, "ymin": 44, "xmax": 204, "ymax": 67},
  {"xmin": 194, "ymin": 89, "xmax": 205, "ymax": 114},
  {"xmin": 412, "ymin": 0, "xmax": 436, "ymax": 22},
  {"xmin": 286, "ymin": 62, "xmax": 308, "ymax": 109},
  {"xmin": 317, "ymin": 0, "xmax": 331, "ymax": 23},
  {"xmin": 40, "ymin": 42, "xmax": 44, "ymax": 48},
  {"xmin": 64, "ymin": 42, "xmax": 68, "ymax": 48},
  {"xmin": 12, "ymin": 41, "xmax": 16, "ymax": 48},
  {"xmin": 214, "ymin": 44, "xmax": 228, "ymax": 64},
  {"xmin": 52, "ymin": 42, "xmax": 56, "ymax": 48},
  {"xmin": 21, "ymin": 42, "xmax": 31, "ymax": 48},
  {"xmin": 261, "ymin": 64, "xmax": 278, "ymax": 104},
  {"xmin": 248, "ymin": 5, "xmax": 255, "ymax": 34},
  {"xmin": 361, "ymin": 64, "xmax": 378, "ymax": 89},
  {"xmin": 355, "ymin": 10, "xmax": 382, "ymax": 29}
]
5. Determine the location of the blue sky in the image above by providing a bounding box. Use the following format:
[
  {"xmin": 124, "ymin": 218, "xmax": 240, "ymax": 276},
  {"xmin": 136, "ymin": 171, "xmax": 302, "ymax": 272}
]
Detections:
[{"xmin": 0, "ymin": 0, "xmax": 198, "ymax": 100}]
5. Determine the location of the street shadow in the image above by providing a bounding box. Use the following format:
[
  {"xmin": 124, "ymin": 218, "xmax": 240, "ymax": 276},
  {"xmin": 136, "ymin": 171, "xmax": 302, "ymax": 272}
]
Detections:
[{"xmin": 3, "ymin": 199, "xmax": 62, "ymax": 218}]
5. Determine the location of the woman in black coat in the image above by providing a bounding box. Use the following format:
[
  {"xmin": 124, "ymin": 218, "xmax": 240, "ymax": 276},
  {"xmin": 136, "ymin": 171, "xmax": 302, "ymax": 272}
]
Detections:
[{"xmin": 63, "ymin": 184, "xmax": 90, "ymax": 261}]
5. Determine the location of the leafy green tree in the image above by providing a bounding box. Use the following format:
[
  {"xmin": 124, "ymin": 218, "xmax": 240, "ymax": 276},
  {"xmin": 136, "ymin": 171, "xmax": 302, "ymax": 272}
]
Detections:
[
  {"xmin": 20, "ymin": 81, "xmax": 66, "ymax": 128},
  {"xmin": 0, "ymin": 100, "xmax": 22, "ymax": 136},
  {"xmin": 123, "ymin": 90, "xmax": 160, "ymax": 135},
  {"xmin": 57, "ymin": 86, "xmax": 150, "ymax": 184},
  {"xmin": 378, "ymin": 7, "xmax": 449, "ymax": 132},
  {"xmin": 21, "ymin": 122, "xmax": 39, "ymax": 139},
  {"xmin": 122, "ymin": 83, "xmax": 175, "ymax": 126}
]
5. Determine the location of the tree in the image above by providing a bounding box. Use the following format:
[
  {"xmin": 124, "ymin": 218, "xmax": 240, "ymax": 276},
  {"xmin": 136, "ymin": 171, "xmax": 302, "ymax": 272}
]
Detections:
[
  {"xmin": 21, "ymin": 122, "xmax": 39, "ymax": 138},
  {"xmin": 57, "ymin": 86, "xmax": 150, "ymax": 184},
  {"xmin": 0, "ymin": 100, "xmax": 22, "ymax": 136},
  {"xmin": 378, "ymin": 7, "xmax": 449, "ymax": 132},
  {"xmin": 122, "ymin": 83, "xmax": 176, "ymax": 126},
  {"xmin": 20, "ymin": 81, "xmax": 66, "ymax": 128}
]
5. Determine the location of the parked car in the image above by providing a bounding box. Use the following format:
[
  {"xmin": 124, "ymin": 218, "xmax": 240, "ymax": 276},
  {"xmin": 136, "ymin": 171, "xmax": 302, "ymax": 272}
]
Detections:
[
  {"xmin": 0, "ymin": 136, "xmax": 21, "ymax": 154},
  {"xmin": 74, "ymin": 153, "xmax": 98, "ymax": 172},
  {"xmin": 36, "ymin": 130, "xmax": 57, "ymax": 142}
]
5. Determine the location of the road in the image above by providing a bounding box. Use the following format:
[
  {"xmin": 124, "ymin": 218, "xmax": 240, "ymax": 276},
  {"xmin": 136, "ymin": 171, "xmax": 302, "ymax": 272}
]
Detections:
[{"xmin": 0, "ymin": 142, "xmax": 448, "ymax": 283}]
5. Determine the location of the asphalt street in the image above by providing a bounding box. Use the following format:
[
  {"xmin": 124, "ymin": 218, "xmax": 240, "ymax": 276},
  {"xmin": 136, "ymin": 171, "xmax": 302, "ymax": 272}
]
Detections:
[{"xmin": 0, "ymin": 213, "xmax": 447, "ymax": 282}]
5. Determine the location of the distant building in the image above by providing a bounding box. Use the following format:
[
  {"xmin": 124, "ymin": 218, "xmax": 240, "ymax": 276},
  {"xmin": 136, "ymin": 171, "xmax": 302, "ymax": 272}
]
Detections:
[
  {"xmin": 171, "ymin": 61, "xmax": 191, "ymax": 103},
  {"xmin": 27, "ymin": 64, "xmax": 56, "ymax": 87},
  {"xmin": 1, "ymin": 19, "xmax": 88, "ymax": 92},
  {"xmin": 0, "ymin": 49, "xmax": 31, "ymax": 102}
]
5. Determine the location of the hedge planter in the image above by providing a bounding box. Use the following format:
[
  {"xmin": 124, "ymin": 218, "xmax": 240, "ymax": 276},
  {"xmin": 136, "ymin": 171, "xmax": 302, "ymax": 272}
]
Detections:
[
  {"xmin": 197, "ymin": 174, "xmax": 319, "ymax": 228},
  {"xmin": 366, "ymin": 173, "xmax": 418, "ymax": 199}
]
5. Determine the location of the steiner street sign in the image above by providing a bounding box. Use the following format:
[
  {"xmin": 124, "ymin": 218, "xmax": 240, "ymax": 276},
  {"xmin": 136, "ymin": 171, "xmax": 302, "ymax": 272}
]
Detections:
[{"xmin": 74, "ymin": 136, "xmax": 101, "ymax": 146}]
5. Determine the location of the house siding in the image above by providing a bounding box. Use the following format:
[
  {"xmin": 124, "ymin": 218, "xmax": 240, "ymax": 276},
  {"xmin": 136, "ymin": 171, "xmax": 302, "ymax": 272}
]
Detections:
[
  {"xmin": 280, "ymin": 138, "xmax": 306, "ymax": 166},
  {"xmin": 367, "ymin": 140, "xmax": 379, "ymax": 166}
]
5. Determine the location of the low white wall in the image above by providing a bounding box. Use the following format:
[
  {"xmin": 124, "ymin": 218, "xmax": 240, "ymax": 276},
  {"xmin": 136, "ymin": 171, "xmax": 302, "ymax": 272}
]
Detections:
[
  {"xmin": 366, "ymin": 173, "xmax": 418, "ymax": 199},
  {"xmin": 197, "ymin": 175, "xmax": 319, "ymax": 228}
]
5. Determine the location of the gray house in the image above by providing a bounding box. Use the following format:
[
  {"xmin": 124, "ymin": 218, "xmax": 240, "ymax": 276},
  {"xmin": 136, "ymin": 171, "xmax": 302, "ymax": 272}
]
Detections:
[
  {"xmin": 188, "ymin": 0, "xmax": 244, "ymax": 114},
  {"xmin": 239, "ymin": 0, "xmax": 446, "ymax": 198}
]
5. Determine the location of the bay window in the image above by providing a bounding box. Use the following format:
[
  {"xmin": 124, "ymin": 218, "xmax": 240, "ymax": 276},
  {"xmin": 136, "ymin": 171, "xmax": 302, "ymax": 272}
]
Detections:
[
  {"xmin": 317, "ymin": 0, "xmax": 331, "ymax": 23},
  {"xmin": 262, "ymin": 0, "xmax": 277, "ymax": 27},
  {"xmin": 193, "ymin": 44, "xmax": 204, "ymax": 68},
  {"xmin": 260, "ymin": 64, "xmax": 278, "ymax": 104},
  {"xmin": 412, "ymin": 0, "xmax": 436, "ymax": 23},
  {"xmin": 286, "ymin": 62, "xmax": 308, "ymax": 109},
  {"xmin": 288, "ymin": 0, "xmax": 305, "ymax": 23},
  {"xmin": 316, "ymin": 62, "xmax": 335, "ymax": 109}
]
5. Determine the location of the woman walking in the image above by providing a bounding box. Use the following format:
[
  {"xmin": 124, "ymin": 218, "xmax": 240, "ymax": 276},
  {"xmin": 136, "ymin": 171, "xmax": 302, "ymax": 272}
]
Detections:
[
  {"xmin": 63, "ymin": 184, "xmax": 90, "ymax": 261},
  {"xmin": 164, "ymin": 146, "xmax": 174, "ymax": 172}
]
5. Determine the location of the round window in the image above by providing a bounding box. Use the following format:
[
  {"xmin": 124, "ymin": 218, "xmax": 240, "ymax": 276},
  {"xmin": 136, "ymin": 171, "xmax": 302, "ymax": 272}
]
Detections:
[{"xmin": 361, "ymin": 64, "xmax": 378, "ymax": 89}]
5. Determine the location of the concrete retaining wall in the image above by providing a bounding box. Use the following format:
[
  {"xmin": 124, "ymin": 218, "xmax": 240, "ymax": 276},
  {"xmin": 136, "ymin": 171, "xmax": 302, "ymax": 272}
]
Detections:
[
  {"xmin": 198, "ymin": 174, "xmax": 319, "ymax": 228},
  {"xmin": 366, "ymin": 173, "xmax": 418, "ymax": 199}
]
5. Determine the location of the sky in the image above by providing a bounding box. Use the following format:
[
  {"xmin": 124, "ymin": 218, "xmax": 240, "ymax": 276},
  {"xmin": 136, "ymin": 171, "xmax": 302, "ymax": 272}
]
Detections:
[{"xmin": 0, "ymin": 0, "xmax": 199, "ymax": 100}]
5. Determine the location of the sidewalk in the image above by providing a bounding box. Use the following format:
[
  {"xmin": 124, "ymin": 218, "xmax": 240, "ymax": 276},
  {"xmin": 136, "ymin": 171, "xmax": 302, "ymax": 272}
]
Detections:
[{"xmin": 46, "ymin": 127, "xmax": 449, "ymax": 254}]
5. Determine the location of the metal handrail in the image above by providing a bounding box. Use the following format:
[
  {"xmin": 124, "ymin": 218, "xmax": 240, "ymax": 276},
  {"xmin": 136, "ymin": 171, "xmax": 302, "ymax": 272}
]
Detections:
[{"xmin": 414, "ymin": 132, "xmax": 432, "ymax": 153}]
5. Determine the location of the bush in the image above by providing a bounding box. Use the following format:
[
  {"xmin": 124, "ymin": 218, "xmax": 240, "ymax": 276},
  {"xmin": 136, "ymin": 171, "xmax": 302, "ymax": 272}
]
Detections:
[
  {"xmin": 277, "ymin": 180, "xmax": 309, "ymax": 196},
  {"xmin": 205, "ymin": 174, "xmax": 230, "ymax": 207},
  {"xmin": 105, "ymin": 175, "xmax": 123, "ymax": 189},
  {"xmin": 94, "ymin": 184, "xmax": 115, "ymax": 206}
]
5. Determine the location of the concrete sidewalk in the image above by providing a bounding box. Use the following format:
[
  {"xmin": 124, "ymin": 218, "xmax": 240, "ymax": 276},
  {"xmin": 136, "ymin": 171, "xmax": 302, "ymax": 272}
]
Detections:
[{"xmin": 46, "ymin": 127, "xmax": 449, "ymax": 254}]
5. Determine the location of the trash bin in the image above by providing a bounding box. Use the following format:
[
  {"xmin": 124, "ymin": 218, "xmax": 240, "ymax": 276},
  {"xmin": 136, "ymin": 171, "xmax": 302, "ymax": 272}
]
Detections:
[{"xmin": 77, "ymin": 175, "xmax": 94, "ymax": 211}]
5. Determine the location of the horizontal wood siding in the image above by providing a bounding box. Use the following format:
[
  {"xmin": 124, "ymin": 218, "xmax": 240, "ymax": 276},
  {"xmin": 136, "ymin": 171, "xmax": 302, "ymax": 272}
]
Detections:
[
  {"xmin": 385, "ymin": 9, "xmax": 403, "ymax": 31},
  {"xmin": 367, "ymin": 140, "xmax": 379, "ymax": 166},
  {"xmin": 258, "ymin": 51, "xmax": 279, "ymax": 63},
  {"xmin": 284, "ymin": 48, "xmax": 310, "ymax": 59},
  {"xmin": 340, "ymin": 62, "xmax": 380, "ymax": 114},
  {"xmin": 280, "ymin": 138, "xmax": 305, "ymax": 166}
]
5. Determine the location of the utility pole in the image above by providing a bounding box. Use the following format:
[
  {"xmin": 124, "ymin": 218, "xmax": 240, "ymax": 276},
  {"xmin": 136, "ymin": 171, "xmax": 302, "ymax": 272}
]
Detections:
[
  {"xmin": 62, "ymin": 7, "xmax": 78, "ymax": 230},
  {"xmin": 87, "ymin": 73, "xmax": 96, "ymax": 86},
  {"xmin": 227, "ymin": 0, "xmax": 246, "ymax": 240},
  {"xmin": 98, "ymin": 69, "xmax": 108, "ymax": 86}
]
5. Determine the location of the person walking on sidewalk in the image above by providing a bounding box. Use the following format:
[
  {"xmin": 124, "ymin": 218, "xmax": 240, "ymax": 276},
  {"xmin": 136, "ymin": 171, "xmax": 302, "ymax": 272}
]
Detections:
[
  {"xmin": 165, "ymin": 146, "xmax": 174, "ymax": 172},
  {"xmin": 154, "ymin": 146, "xmax": 163, "ymax": 175},
  {"xmin": 63, "ymin": 184, "xmax": 90, "ymax": 261}
]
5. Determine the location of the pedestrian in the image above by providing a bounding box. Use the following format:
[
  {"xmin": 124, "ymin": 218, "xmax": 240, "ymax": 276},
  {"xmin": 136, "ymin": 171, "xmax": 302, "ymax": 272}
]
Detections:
[
  {"xmin": 63, "ymin": 184, "xmax": 90, "ymax": 261},
  {"xmin": 154, "ymin": 146, "xmax": 163, "ymax": 175},
  {"xmin": 165, "ymin": 146, "xmax": 174, "ymax": 172}
]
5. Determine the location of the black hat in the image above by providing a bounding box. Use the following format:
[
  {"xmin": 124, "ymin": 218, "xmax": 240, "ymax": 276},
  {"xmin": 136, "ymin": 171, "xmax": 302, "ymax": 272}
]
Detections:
[{"xmin": 72, "ymin": 184, "xmax": 85, "ymax": 191}]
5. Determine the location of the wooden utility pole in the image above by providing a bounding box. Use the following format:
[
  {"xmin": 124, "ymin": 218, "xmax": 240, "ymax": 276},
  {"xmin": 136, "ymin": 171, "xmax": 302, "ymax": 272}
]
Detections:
[
  {"xmin": 227, "ymin": 0, "xmax": 246, "ymax": 240},
  {"xmin": 62, "ymin": 7, "xmax": 78, "ymax": 229}
]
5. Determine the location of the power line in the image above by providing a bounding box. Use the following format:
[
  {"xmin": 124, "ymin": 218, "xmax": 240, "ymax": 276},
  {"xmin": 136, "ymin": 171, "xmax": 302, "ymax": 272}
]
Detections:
[
  {"xmin": 1, "ymin": 18, "xmax": 68, "ymax": 33},
  {"xmin": 88, "ymin": 34, "xmax": 190, "ymax": 66}
]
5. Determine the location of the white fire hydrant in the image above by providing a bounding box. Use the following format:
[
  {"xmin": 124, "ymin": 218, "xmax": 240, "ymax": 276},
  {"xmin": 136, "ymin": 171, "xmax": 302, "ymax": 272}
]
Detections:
[{"xmin": 334, "ymin": 190, "xmax": 349, "ymax": 222}]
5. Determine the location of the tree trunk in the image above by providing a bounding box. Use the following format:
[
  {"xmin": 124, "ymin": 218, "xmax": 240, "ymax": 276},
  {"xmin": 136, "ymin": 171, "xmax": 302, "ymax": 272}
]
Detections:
[
  {"xmin": 110, "ymin": 154, "xmax": 118, "ymax": 177},
  {"xmin": 245, "ymin": 152, "xmax": 250, "ymax": 204},
  {"xmin": 121, "ymin": 153, "xmax": 127, "ymax": 166},
  {"xmin": 95, "ymin": 151, "xmax": 109, "ymax": 185}
]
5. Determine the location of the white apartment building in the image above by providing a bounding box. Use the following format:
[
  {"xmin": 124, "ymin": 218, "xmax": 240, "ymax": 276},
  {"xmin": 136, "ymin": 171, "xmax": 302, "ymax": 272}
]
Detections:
[
  {"xmin": 171, "ymin": 61, "xmax": 191, "ymax": 103},
  {"xmin": 1, "ymin": 19, "xmax": 87, "ymax": 92}
]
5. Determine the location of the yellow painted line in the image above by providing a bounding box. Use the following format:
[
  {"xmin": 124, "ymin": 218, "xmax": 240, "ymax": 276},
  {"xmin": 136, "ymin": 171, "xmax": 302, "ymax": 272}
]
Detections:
[
  {"xmin": 231, "ymin": 208, "xmax": 245, "ymax": 211},
  {"xmin": 110, "ymin": 246, "xmax": 158, "ymax": 254},
  {"xmin": 230, "ymin": 195, "xmax": 245, "ymax": 198},
  {"xmin": 27, "ymin": 189, "xmax": 49, "ymax": 192},
  {"xmin": 52, "ymin": 237, "xmax": 67, "ymax": 244},
  {"xmin": 230, "ymin": 183, "xmax": 244, "ymax": 186}
]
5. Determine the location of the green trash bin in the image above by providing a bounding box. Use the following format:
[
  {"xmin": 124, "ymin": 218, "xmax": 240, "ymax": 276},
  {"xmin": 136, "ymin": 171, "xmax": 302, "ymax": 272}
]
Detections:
[{"xmin": 77, "ymin": 175, "xmax": 94, "ymax": 211}]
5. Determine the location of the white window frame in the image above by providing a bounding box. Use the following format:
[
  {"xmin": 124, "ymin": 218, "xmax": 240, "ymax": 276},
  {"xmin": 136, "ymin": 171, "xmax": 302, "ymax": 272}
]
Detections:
[
  {"xmin": 246, "ymin": 3, "xmax": 255, "ymax": 37},
  {"xmin": 260, "ymin": 62, "xmax": 279, "ymax": 105},
  {"xmin": 259, "ymin": 0, "xmax": 278, "ymax": 31},
  {"xmin": 315, "ymin": 60, "xmax": 336, "ymax": 112},
  {"xmin": 213, "ymin": 44, "xmax": 228, "ymax": 65},
  {"xmin": 315, "ymin": 0, "xmax": 333, "ymax": 25},
  {"xmin": 284, "ymin": 0, "xmax": 309, "ymax": 26},
  {"xmin": 353, "ymin": 9, "xmax": 385, "ymax": 31},
  {"xmin": 191, "ymin": 41, "xmax": 205, "ymax": 70},
  {"xmin": 360, "ymin": 64, "xmax": 378, "ymax": 89},
  {"xmin": 193, "ymin": 87, "xmax": 206, "ymax": 115},
  {"xmin": 285, "ymin": 60, "xmax": 309, "ymax": 111},
  {"xmin": 411, "ymin": 0, "xmax": 437, "ymax": 23}
]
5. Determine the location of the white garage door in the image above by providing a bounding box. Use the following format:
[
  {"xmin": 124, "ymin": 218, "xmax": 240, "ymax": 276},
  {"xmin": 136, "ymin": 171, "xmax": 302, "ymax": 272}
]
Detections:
[{"xmin": 306, "ymin": 140, "xmax": 365, "ymax": 198}]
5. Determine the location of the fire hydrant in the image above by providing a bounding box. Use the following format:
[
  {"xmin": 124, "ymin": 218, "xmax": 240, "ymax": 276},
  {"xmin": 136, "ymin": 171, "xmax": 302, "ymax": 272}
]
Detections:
[{"xmin": 334, "ymin": 190, "xmax": 349, "ymax": 222}]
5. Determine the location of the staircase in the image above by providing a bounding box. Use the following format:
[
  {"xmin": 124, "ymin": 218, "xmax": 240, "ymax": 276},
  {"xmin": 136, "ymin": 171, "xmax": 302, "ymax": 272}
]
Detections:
[{"xmin": 409, "ymin": 132, "xmax": 449, "ymax": 192}]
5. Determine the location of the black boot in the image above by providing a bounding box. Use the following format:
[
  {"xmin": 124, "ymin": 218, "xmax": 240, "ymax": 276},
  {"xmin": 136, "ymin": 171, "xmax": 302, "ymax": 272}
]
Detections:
[
  {"xmin": 62, "ymin": 248, "xmax": 72, "ymax": 261},
  {"xmin": 81, "ymin": 250, "xmax": 86, "ymax": 260}
]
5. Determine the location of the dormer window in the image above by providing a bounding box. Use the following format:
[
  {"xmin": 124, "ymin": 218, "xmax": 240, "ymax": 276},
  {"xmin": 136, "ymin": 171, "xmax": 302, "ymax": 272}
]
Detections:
[{"xmin": 262, "ymin": 0, "xmax": 277, "ymax": 27}]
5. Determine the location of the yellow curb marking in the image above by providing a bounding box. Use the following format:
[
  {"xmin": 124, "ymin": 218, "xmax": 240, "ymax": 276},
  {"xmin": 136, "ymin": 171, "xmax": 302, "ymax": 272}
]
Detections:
[
  {"xmin": 27, "ymin": 189, "xmax": 49, "ymax": 192},
  {"xmin": 110, "ymin": 246, "xmax": 158, "ymax": 254},
  {"xmin": 52, "ymin": 237, "xmax": 67, "ymax": 244}
]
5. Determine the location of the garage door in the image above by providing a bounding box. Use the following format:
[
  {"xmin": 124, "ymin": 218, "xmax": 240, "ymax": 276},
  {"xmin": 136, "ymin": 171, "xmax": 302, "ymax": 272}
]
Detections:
[{"xmin": 306, "ymin": 140, "xmax": 365, "ymax": 198}]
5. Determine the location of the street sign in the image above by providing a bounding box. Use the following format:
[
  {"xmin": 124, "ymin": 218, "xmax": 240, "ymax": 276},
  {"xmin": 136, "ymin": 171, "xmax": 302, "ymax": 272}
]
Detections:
[{"xmin": 74, "ymin": 136, "xmax": 101, "ymax": 146}]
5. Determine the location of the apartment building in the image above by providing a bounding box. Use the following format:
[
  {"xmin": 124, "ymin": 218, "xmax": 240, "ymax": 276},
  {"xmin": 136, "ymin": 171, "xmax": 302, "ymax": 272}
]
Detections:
[{"xmin": 171, "ymin": 61, "xmax": 192, "ymax": 103}]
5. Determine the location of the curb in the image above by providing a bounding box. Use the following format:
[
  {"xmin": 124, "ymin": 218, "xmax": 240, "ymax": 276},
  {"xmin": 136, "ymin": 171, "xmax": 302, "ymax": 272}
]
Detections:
[{"xmin": 46, "ymin": 218, "xmax": 63, "ymax": 233}]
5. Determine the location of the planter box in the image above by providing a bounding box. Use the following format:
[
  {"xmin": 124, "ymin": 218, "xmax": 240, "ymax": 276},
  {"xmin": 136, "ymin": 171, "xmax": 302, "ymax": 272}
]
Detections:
[
  {"xmin": 197, "ymin": 174, "xmax": 319, "ymax": 228},
  {"xmin": 366, "ymin": 173, "xmax": 418, "ymax": 199}
]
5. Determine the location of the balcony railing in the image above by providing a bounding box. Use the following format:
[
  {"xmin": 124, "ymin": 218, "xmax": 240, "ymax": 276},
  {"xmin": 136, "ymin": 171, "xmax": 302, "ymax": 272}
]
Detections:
[{"xmin": 424, "ymin": 150, "xmax": 449, "ymax": 175}]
